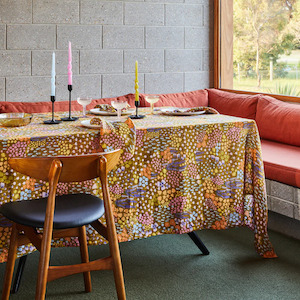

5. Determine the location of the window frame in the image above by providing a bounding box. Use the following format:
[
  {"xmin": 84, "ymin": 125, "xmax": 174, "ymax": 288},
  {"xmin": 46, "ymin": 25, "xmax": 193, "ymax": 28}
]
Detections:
[{"xmin": 214, "ymin": 0, "xmax": 300, "ymax": 103}]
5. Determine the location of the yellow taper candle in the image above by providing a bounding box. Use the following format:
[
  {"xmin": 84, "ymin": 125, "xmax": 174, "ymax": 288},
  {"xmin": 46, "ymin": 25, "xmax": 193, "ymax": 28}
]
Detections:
[{"xmin": 135, "ymin": 60, "xmax": 139, "ymax": 101}]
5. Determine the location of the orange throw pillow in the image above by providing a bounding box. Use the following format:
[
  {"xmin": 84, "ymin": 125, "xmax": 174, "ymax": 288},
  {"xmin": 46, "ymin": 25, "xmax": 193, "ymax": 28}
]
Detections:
[
  {"xmin": 256, "ymin": 95, "xmax": 300, "ymax": 146},
  {"xmin": 207, "ymin": 89, "xmax": 259, "ymax": 119}
]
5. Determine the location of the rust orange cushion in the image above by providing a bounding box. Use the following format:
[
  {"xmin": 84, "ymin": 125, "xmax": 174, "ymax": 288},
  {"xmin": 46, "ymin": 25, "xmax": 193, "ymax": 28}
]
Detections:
[
  {"xmin": 207, "ymin": 89, "xmax": 259, "ymax": 119},
  {"xmin": 0, "ymin": 94, "xmax": 136, "ymax": 114},
  {"xmin": 0, "ymin": 101, "xmax": 57, "ymax": 113},
  {"xmin": 261, "ymin": 139, "xmax": 300, "ymax": 188},
  {"xmin": 256, "ymin": 95, "xmax": 300, "ymax": 146},
  {"xmin": 140, "ymin": 90, "xmax": 208, "ymax": 108}
]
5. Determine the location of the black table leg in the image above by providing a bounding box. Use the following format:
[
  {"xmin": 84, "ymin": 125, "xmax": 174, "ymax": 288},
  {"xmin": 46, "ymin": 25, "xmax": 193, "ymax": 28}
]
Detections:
[
  {"xmin": 11, "ymin": 255, "xmax": 27, "ymax": 294},
  {"xmin": 188, "ymin": 232, "xmax": 210, "ymax": 255}
]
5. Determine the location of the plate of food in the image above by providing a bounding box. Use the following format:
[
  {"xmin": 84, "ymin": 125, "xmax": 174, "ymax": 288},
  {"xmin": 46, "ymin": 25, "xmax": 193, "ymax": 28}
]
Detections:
[
  {"xmin": 90, "ymin": 104, "xmax": 134, "ymax": 116},
  {"xmin": 81, "ymin": 117, "xmax": 105, "ymax": 129},
  {"xmin": 160, "ymin": 107, "xmax": 206, "ymax": 116}
]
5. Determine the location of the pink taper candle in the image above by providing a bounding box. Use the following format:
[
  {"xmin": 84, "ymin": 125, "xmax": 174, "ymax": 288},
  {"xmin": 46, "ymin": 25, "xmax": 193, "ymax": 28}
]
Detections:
[{"xmin": 68, "ymin": 41, "xmax": 72, "ymax": 85}]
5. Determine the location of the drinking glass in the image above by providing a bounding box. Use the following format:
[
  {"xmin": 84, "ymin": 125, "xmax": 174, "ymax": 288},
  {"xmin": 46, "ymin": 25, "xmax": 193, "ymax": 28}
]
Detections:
[
  {"xmin": 145, "ymin": 95, "xmax": 160, "ymax": 114},
  {"xmin": 77, "ymin": 97, "xmax": 92, "ymax": 117},
  {"xmin": 111, "ymin": 100, "xmax": 128, "ymax": 121}
]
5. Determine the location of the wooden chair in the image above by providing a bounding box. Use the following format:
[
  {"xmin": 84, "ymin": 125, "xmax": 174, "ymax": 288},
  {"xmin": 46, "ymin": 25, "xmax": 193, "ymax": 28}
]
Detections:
[{"xmin": 0, "ymin": 150, "xmax": 126, "ymax": 300}]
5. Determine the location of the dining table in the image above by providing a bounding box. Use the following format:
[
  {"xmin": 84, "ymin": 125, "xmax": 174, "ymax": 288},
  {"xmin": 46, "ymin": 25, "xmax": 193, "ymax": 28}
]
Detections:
[{"xmin": 0, "ymin": 108, "xmax": 277, "ymax": 264}]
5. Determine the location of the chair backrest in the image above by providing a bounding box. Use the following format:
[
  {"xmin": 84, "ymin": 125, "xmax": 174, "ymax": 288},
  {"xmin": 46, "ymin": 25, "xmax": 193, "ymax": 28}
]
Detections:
[{"xmin": 8, "ymin": 149, "xmax": 121, "ymax": 183}]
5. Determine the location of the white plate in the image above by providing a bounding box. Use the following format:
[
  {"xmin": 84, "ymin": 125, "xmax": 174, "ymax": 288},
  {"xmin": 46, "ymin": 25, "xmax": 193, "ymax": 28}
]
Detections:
[
  {"xmin": 81, "ymin": 119, "xmax": 103, "ymax": 129},
  {"xmin": 160, "ymin": 108, "xmax": 206, "ymax": 116},
  {"xmin": 90, "ymin": 108, "xmax": 134, "ymax": 116}
]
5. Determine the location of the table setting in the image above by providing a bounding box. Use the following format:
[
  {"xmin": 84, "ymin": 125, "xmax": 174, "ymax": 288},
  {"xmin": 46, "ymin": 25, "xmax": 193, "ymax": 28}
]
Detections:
[{"xmin": 0, "ymin": 42, "xmax": 277, "ymax": 263}]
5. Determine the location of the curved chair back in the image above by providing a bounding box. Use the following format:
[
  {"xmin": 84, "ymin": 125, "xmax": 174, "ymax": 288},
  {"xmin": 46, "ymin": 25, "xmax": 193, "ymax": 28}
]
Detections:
[{"xmin": 8, "ymin": 149, "xmax": 121, "ymax": 183}]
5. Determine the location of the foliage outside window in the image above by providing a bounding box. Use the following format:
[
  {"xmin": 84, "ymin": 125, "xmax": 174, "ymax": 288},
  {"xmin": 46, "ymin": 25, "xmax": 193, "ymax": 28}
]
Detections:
[{"xmin": 231, "ymin": 0, "xmax": 300, "ymax": 96}]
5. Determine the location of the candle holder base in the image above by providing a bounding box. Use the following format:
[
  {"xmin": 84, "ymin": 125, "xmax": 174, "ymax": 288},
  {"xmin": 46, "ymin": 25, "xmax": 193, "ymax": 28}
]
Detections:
[
  {"xmin": 60, "ymin": 116, "xmax": 78, "ymax": 121},
  {"xmin": 130, "ymin": 100, "xmax": 145, "ymax": 119},
  {"xmin": 129, "ymin": 115, "xmax": 145, "ymax": 119},
  {"xmin": 43, "ymin": 119, "xmax": 62, "ymax": 125},
  {"xmin": 61, "ymin": 85, "xmax": 77, "ymax": 122}
]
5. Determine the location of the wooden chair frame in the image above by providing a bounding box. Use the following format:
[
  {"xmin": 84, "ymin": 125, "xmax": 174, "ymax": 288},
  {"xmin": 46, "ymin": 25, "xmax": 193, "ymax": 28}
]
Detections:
[{"xmin": 1, "ymin": 150, "xmax": 126, "ymax": 300}]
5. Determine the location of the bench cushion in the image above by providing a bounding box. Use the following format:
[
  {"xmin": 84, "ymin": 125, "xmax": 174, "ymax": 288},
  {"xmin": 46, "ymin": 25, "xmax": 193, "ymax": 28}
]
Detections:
[
  {"xmin": 256, "ymin": 95, "xmax": 300, "ymax": 147},
  {"xmin": 140, "ymin": 90, "xmax": 208, "ymax": 108},
  {"xmin": 207, "ymin": 89, "xmax": 259, "ymax": 119},
  {"xmin": 0, "ymin": 100, "xmax": 82, "ymax": 113},
  {"xmin": 261, "ymin": 139, "xmax": 300, "ymax": 188},
  {"xmin": 0, "ymin": 94, "xmax": 136, "ymax": 113}
]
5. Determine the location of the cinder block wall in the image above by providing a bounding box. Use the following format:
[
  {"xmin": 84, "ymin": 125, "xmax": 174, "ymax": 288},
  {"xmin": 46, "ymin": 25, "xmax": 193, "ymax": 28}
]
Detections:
[
  {"xmin": 266, "ymin": 179, "xmax": 300, "ymax": 221},
  {"xmin": 0, "ymin": 0, "xmax": 213, "ymax": 102}
]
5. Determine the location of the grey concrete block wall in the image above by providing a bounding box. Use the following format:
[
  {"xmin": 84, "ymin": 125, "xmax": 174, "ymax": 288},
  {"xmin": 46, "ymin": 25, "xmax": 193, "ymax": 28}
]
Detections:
[
  {"xmin": 165, "ymin": 4, "xmax": 203, "ymax": 26},
  {"xmin": 267, "ymin": 179, "xmax": 300, "ymax": 221},
  {"xmin": 0, "ymin": 25, "xmax": 5, "ymax": 49},
  {"xmin": 57, "ymin": 25, "xmax": 102, "ymax": 49},
  {"xmin": 80, "ymin": 50, "xmax": 123, "ymax": 74},
  {"xmin": 165, "ymin": 49, "xmax": 202, "ymax": 72},
  {"xmin": 185, "ymin": 71, "xmax": 209, "ymax": 91},
  {"xmin": 146, "ymin": 27, "xmax": 185, "ymax": 49},
  {"xmin": 56, "ymin": 75, "xmax": 101, "ymax": 100},
  {"xmin": 7, "ymin": 25, "xmax": 56, "ymax": 50},
  {"xmin": 80, "ymin": 1, "xmax": 123, "ymax": 25},
  {"xmin": 32, "ymin": 50, "xmax": 80, "ymax": 76},
  {"xmin": 33, "ymin": 0, "xmax": 80, "ymax": 24},
  {"xmin": 124, "ymin": 3, "xmax": 164, "ymax": 26},
  {"xmin": 145, "ymin": 73, "xmax": 184, "ymax": 94},
  {"xmin": 0, "ymin": 78, "xmax": 5, "ymax": 102},
  {"xmin": 0, "ymin": 51, "xmax": 31, "ymax": 76},
  {"xmin": 102, "ymin": 74, "xmax": 145, "ymax": 98},
  {"xmin": 103, "ymin": 26, "xmax": 144, "ymax": 49},
  {"xmin": 0, "ymin": 0, "xmax": 213, "ymax": 102},
  {"xmin": 0, "ymin": 0, "xmax": 32, "ymax": 24},
  {"xmin": 124, "ymin": 50, "xmax": 164, "ymax": 73},
  {"xmin": 6, "ymin": 77, "xmax": 50, "ymax": 102}
]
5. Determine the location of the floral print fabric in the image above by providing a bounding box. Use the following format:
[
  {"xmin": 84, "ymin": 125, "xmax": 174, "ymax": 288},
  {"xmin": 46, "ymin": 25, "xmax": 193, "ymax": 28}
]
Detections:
[{"xmin": 0, "ymin": 111, "xmax": 276, "ymax": 262}]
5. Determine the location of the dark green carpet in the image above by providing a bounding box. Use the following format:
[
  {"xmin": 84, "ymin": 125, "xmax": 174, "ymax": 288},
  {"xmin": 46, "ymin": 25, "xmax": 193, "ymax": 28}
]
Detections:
[{"xmin": 1, "ymin": 228, "xmax": 300, "ymax": 299}]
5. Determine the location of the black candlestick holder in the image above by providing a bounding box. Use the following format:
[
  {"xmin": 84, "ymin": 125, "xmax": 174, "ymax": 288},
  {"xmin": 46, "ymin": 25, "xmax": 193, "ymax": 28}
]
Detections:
[
  {"xmin": 129, "ymin": 100, "xmax": 145, "ymax": 119},
  {"xmin": 61, "ymin": 85, "xmax": 78, "ymax": 121},
  {"xmin": 43, "ymin": 96, "xmax": 62, "ymax": 124}
]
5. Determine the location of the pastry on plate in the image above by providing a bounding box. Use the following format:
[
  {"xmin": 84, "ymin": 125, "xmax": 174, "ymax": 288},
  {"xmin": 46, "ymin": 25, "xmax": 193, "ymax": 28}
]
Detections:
[
  {"xmin": 94, "ymin": 103, "xmax": 130, "ymax": 112},
  {"xmin": 90, "ymin": 117, "xmax": 103, "ymax": 125}
]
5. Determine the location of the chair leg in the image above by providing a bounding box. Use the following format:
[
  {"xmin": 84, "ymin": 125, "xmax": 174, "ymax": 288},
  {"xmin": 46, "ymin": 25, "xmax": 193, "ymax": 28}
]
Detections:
[
  {"xmin": 35, "ymin": 229, "xmax": 53, "ymax": 300},
  {"xmin": 110, "ymin": 240, "xmax": 126, "ymax": 300},
  {"xmin": 78, "ymin": 226, "xmax": 92, "ymax": 293},
  {"xmin": 11, "ymin": 255, "xmax": 28, "ymax": 294},
  {"xmin": 2, "ymin": 223, "xmax": 19, "ymax": 300},
  {"xmin": 99, "ymin": 164, "xmax": 126, "ymax": 300}
]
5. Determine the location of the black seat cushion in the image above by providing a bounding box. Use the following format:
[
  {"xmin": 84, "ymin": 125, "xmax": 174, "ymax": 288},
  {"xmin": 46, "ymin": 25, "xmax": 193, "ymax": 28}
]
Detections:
[{"xmin": 0, "ymin": 193, "xmax": 104, "ymax": 229}]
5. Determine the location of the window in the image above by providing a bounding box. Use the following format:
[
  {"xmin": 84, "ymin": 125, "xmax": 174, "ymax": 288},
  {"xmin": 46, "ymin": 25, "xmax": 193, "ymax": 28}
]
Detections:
[{"xmin": 215, "ymin": 0, "xmax": 300, "ymax": 101}]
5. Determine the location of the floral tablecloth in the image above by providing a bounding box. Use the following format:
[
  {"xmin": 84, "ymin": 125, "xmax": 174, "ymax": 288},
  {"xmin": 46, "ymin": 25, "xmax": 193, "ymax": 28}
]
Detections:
[{"xmin": 0, "ymin": 110, "xmax": 276, "ymax": 262}]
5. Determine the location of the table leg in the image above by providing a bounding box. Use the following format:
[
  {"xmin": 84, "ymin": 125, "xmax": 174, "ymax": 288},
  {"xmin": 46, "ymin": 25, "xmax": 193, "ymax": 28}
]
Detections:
[
  {"xmin": 11, "ymin": 255, "xmax": 27, "ymax": 294},
  {"xmin": 187, "ymin": 232, "xmax": 210, "ymax": 255}
]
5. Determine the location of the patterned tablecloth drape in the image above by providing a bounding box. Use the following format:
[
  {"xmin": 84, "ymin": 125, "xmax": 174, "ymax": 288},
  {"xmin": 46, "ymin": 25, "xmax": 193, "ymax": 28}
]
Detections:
[{"xmin": 0, "ymin": 110, "xmax": 276, "ymax": 262}]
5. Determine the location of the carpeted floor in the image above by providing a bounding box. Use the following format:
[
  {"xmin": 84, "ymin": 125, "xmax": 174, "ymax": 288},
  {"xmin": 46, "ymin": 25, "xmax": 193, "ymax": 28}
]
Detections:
[{"xmin": 1, "ymin": 227, "xmax": 300, "ymax": 300}]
